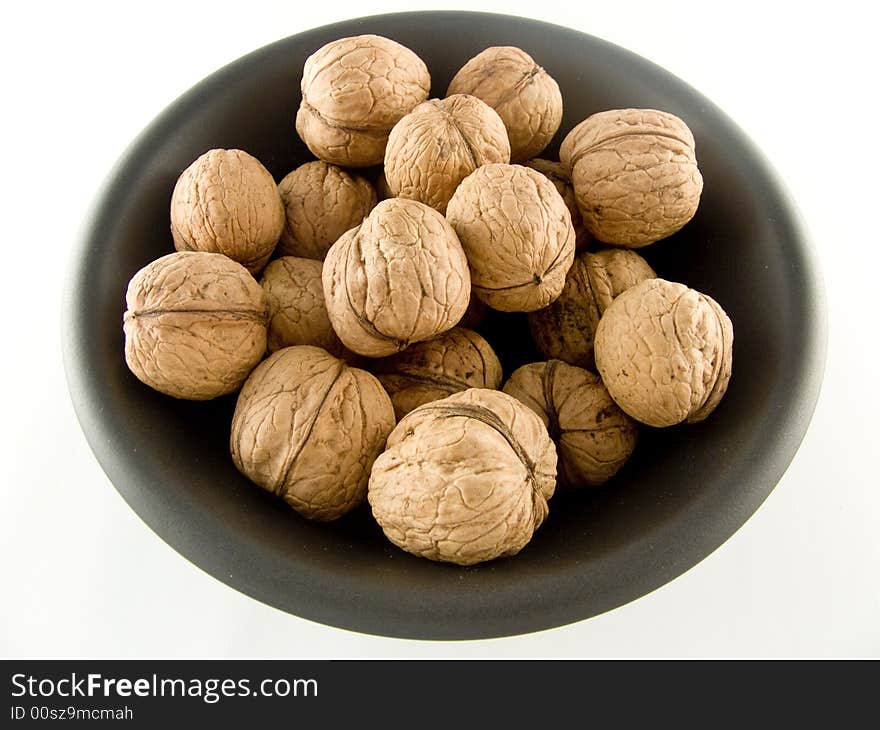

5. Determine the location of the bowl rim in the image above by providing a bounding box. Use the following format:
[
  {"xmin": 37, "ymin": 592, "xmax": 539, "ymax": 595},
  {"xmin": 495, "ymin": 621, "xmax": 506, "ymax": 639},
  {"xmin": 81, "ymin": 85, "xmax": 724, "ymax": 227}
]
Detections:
[{"xmin": 62, "ymin": 10, "xmax": 828, "ymax": 640}]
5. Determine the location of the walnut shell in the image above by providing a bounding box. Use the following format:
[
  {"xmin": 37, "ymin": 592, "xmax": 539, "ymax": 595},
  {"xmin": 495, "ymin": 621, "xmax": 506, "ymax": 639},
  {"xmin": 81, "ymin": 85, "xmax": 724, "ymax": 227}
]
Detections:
[
  {"xmin": 277, "ymin": 161, "xmax": 377, "ymax": 260},
  {"xmin": 123, "ymin": 252, "xmax": 267, "ymax": 400},
  {"xmin": 384, "ymin": 95, "xmax": 511, "ymax": 214},
  {"xmin": 595, "ymin": 278, "xmax": 733, "ymax": 427},
  {"xmin": 529, "ymin": 248, "xmax": 656, "ymax": 369},
  {"xmin": 373, "ymin": 327, "xmax": 503, "ymax": 419},
  {"xmin": 260, "ymin": 256, "xmax": 346, "ymax": 356},
  {"xmin": 170, "ymin": 149, "xmax": 284, "ymax": 274},
  {"xmin": 503, "ymin": 361, "xmax": 637, "ymax": 488},
  {"xmin": 368, "ymin": 388, "xmax": 556, "ymax": 565},
  {"xmin": 446, "ymin": 163, "xmax": 575, "ymax": 312},
  {"xmin": 296, "ymin": 35, "xmax": 431, "ymax": 167},
  {"xmin": 322, "ymin": 198, "xmax": 471, "ymax": 357},
  {"xmin": 230, "ymin": 346, "xmax": 395, "ymax": 521},
  {"xmin": 525, "ymin": 158, "xmax": 590, "ymax": 250},
  {"xmin": 447, "ymin": 46, "xmax": 562, "ymax": 162},
  {"xmin": 560, "ymin": 109, "xmax": 703, "ymax": 248}
]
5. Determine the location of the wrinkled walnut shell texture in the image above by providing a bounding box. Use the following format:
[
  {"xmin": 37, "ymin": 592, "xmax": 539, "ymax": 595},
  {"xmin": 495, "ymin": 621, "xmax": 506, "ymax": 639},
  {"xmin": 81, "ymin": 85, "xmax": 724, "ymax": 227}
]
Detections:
[
  {"xmin": 170, "ymin": 149, "xmax": 284, "ymax": 274},
  {"xmin": 503, "ymin": 361, "xmax": 637, "ymax": 488},
  {"xmin": 260, "ymin": 257, "xmax": 346, "ymax": 356},
  {"xmin": 529, "ymin": 248, "xmax": 656, "ymax": 369},
  {"xmin": 123, "ymin": 252, "xmax": 267, "ymax": 400},
  {"xmin": 296, "ymin": 35, "xmax": 431, "ymax": 167},
  {"xmin": 368, "ymin": 388, "xmax": 557, "ymax": 565},
  {"xmin": 322, "ymin": 199, "xmax": 471, "ymax": 357},
  {"xmin": 230, "ymin": 346, "xmax": 395, "ymax": 521},
  {"xmin": 447, "ymin": 46, "xmax": 563, "ymax": 162},
  {"xmin": 525, "ymin": 158, "xmax": 590, "ymax": 250},
  {"xmin": 595, "ymin": 278, "xmax": 733, "ymax": 427},
  {"xmin": 446, "ymin": 163, "xmax": 575, "ymax": 312},
  {"xmin": 277, "ymin": 161, "xmax": 377, "ymax": 260},
  {"xmin": 373, "ymin": 327, "xmax": 503, "ymax": 419},
  {"xmin": 560, "ymin": 109, "xmax": 703, "ymax": 248},
  {"xmin": 384, "ymin": 94, "xmax": 511, "ymax": 214}
]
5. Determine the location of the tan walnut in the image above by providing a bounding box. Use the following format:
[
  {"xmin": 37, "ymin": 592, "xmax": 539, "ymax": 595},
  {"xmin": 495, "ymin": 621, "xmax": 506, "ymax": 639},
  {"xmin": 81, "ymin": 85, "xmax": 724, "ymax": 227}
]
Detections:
[
  {"xmin": 368, "ymin": 388, "xmax": 557, "ymax": 565},
  {"xmin": 503, "ymin": 360, "xmax": 637, "ymax": 488},
  {"xmin": 384, "ymin": 94, "xmax": 511, "ymax": 214},
  {"xmin": 447, "ymin": 46, "xmax": 563, "ymax": 162},
  {"xmin": 322, "ymin": 198, "xmax": 471, "ymax": 357},
  {"xmin": 296, "ymin": 35, "xmax": 431, "ymax": 167},
  {"xmin": 277, "ymin": 161, "xmax": 377, "ymax": 260},
  {"xmin": 595, "ymin": 278, "xmax": 733, "ymax": 427},
  {"xmin": 560, "ymin": 108, "xmax": 703, "ymax": 248},
  {"xmin": 260, "ymin": 256, "xmax": 346, "ymax": 356},
  {"xmin": 170, "ymin": 149, "xmax": 284, "ymax": 274},
  {"xmin": 529, "ymin": 248, "xmax": 656, "ymax": 369},
  {"xmin": 446, "ymin": 163, "xmax": 575, "ymax": 312},
  {"xmin": 230, "ymin": 345, "xmax": 395, "ymax": 521},
  {"xmin": 525, "ymin": 158, "xmax": 590, "ymax": 250},
  {"xmin": 123, "ymin": 252, "xmax": 267, "ymax": 400},
  {"xmin": 372, "ymin": 327, "xmax": 503, "ymax": 419}
]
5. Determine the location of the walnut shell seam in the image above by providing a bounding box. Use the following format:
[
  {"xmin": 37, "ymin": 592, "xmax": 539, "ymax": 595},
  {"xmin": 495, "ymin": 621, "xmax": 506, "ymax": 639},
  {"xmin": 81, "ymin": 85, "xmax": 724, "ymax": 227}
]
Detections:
[
  {"xmin": 271, "ymin": 358, "xmax": 346, "ymax": 495},
  {"xmin": 413, "ymin": 401, "xmax": 541, "ymax": 495}
]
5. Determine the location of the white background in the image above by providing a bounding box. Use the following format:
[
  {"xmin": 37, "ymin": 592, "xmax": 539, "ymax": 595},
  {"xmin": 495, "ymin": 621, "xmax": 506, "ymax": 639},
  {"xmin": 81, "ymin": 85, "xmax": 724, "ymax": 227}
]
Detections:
[{"xmin": 1, "ymin": 0, "xmax": 877, "ymax": 657}]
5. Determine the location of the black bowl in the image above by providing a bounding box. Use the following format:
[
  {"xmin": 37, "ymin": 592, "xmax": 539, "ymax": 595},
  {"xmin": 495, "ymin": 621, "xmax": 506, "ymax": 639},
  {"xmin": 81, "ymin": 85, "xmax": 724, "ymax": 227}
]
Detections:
[{"xmin": 63, "ymin": 11, "xmax": 826, "ymax": 640}]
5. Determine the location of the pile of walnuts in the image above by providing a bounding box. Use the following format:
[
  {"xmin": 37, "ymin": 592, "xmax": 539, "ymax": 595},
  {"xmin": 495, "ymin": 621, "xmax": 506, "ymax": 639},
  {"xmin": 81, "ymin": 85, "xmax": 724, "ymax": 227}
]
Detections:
[{"xmin": 123, "ymin": 34, "xmax": 733, "ymax": 566}]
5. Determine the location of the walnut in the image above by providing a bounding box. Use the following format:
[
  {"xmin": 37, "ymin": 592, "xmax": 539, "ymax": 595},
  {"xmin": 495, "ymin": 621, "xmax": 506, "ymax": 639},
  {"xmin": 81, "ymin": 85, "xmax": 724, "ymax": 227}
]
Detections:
[
  {"xmin": 447, "ymin": 46, "xmax": 562, "ymax": 162},
  {"xmin": 384, "ymin": 95, "xmax": 511, "ymax": 214},
  {"xmin": 529, "ymin": 248, "xmax": 655, "ymax": 369},
  {"xmin": 368, "ymin": 388, "xmax": 556, "ymax": 565},
  {"xmin": 503, "ymin": 361, "xmax": 637, "ymax": 488},
  {"xmin": 260, "ymin": 256, "xmax": 346, "ymax": 356},
  {"xmin": 322, "ymin": 198, "xmax": 471, "ymax": 357},
  {"xmin": 277, "ymin": 161, "xmax": 377, "ymax": 260},
  {"xmin": 446, "ymin": 163, "xmax": 575, "ymax": 312},
  {"xmin": 560, "ymin": 108, "xmax": 703, "ymax": 248},
  {"xmin": 296, "ymin": 35, "xmax": 431, "ymax": 167},
  {"xmin": 230, "ymin": 345, "xmax": 395, "ymax": 521},
  {"xmin": 594, "ymin": 278, "xmax": 733, "ymax": 427},
  {"xmin": 372, "ymin": 327, "xmax": 503, "ymax": 419},
  {"xmin": 123, "ymin": 252, "xmax": 267, "ymax": 400},
  {"xmin": 170, "ymin": 149, "xmax": 284, "ymax": 274},
  {"xmin": 525, "ymin": 158, "xmax": 590, "ymax": 250}
]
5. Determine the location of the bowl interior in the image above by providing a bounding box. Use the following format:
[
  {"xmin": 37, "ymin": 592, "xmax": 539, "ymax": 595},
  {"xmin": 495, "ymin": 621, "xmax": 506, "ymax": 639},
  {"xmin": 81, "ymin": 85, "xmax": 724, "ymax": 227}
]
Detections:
[{"xmin": 64, "ymin": 11, "xmax": 825, "ymax": 639}]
